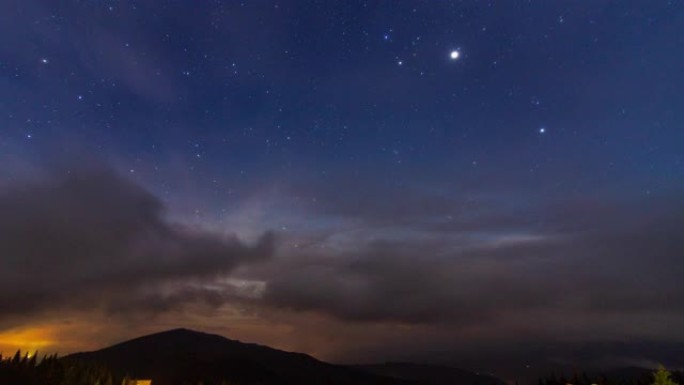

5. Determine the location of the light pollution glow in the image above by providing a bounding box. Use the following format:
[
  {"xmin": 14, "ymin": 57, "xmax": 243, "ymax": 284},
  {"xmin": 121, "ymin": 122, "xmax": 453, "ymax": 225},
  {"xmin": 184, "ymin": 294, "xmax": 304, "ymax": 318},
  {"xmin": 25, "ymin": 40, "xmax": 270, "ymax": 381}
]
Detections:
[{"xmin": 0, "ymin": 326, "xmax": 56, "ymax": 356}]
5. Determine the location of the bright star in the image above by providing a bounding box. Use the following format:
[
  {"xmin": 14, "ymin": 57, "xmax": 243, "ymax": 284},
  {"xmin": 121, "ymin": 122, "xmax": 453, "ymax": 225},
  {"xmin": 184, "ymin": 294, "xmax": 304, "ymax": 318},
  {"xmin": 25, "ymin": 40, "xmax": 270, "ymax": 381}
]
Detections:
[
  {"xmin": 450, "ymin": 50, "xmax": 460, "ymax": 60},
  {"xmin": 41, "ymin": 58, "xmax": 48, "ymax": 64},
  {"xmin": 539, "ymin": 127, "xmax": 546, "ymax": 134}
]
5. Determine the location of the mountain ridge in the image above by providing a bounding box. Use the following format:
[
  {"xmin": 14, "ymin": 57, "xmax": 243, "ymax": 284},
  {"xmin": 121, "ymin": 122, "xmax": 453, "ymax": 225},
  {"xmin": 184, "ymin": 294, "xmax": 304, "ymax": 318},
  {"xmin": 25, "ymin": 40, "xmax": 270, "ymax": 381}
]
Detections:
[
  {"xmin": 65, "ymin": 328, "xmax": 504, "ymax": 385},
  {"xmin": 355, "ymin": 362, "xmax": 507, "ymax": 385}
]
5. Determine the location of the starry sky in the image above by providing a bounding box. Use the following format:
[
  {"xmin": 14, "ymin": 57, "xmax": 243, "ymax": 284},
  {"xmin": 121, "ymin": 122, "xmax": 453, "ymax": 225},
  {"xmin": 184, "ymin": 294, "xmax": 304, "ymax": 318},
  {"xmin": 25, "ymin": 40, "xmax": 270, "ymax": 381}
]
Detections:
[{"xmin": 1, "ymin": 0, "xmax": 684, "ymax": 380}]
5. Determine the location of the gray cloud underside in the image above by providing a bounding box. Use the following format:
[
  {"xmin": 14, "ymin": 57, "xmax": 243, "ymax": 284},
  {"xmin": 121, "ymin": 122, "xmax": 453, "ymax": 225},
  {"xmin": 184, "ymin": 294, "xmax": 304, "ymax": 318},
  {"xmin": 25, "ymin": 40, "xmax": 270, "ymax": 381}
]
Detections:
[
  {"xmin": 253, "ymin": 191, "xmax": 684, "ymax": 327},
  {"xmin": 0, "ymin": 167, "xmax": 274, "ymax": 320}
]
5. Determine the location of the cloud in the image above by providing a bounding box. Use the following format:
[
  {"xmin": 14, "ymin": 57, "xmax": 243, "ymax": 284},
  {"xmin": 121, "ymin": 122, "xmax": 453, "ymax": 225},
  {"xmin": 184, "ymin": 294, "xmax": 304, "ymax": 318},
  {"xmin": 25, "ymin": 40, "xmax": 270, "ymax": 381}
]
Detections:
[
  {"xmin": 246, "ymin": 190, "xmax": 684, "ymax": 334},
  {"xmin": 255, "ymin": 238, "xmax": 561, "ymax": 324},
  {"xmin": 0, "ymin": 166, "xmax": 275, "ymax": 324}
]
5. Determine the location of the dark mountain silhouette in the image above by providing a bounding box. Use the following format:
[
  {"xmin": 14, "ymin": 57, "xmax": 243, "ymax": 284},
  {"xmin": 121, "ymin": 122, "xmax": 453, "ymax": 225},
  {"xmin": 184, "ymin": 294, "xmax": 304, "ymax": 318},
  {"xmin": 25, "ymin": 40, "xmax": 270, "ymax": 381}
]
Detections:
[
  {"xmin": 66, "ymin": 328, "xmax": 408, "ymax": 385},
  {"xmin": 65, "ymin": 328, "xmax": 510, "ymax": 385},
  {"xmin": 355, "ymin": 362, "xmax": 507, "ymax": 385}
]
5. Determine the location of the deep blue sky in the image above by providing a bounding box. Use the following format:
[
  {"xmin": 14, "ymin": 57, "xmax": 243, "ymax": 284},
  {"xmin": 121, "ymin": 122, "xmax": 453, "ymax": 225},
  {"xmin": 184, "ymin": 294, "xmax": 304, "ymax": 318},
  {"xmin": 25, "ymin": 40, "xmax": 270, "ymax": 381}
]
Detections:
[{"xmin": 1, "ymin": 0, "xmax": 683, "ymax": 379}]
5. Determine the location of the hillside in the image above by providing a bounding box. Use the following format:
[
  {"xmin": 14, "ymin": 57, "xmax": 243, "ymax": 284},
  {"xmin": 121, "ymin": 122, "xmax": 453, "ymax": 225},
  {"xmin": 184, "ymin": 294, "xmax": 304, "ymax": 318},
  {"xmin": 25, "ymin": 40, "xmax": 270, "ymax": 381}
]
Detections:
[{"xmin": 66, "ymin": 328, "xmax": 406, "ymax": 385}]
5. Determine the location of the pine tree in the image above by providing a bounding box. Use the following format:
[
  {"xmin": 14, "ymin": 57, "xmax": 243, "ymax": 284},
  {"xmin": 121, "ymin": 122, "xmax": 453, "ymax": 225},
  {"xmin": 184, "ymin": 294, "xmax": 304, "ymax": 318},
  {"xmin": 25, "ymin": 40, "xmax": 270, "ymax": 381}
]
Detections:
[
  {"xmin": 28, "ymin": 351, "xmax": 37, "ymax": 368},
  {"xmin": 653, "ymin": 365, "xmax": 678, "ymax": 385}
]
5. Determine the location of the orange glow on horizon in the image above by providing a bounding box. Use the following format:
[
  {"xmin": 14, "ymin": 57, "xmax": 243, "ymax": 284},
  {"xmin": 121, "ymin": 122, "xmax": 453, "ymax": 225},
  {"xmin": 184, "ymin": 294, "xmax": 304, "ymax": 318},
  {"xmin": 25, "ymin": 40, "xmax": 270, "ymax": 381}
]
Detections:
[{"xmin": 0, "ymin": 327, "xmax": 56, "ymax": 356}]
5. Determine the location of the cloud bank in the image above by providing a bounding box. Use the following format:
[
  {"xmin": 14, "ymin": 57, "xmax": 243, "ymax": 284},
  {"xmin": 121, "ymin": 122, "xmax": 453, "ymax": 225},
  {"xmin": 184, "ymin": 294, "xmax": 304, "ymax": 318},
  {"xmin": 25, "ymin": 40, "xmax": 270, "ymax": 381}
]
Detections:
[{"xmin": 0, "ymin": 166, "xmax": 274, "ymax": 321}]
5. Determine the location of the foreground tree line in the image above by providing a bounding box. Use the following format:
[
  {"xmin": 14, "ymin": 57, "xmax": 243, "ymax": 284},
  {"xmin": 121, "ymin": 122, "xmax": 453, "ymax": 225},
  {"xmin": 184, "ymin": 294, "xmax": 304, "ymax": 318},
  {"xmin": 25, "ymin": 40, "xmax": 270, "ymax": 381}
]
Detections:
[
  {"xmin": 538, "ymin": 366, "xmax": 680, "ymax": 385},
  {"xmin": 1, "ymin": 349, "xmax": 681, "ymax": 385},
  {"xmin": 1, "ymin": 350, "xmax": 241, "ymax": 385},
  {"xmin": 0, "ymin": 351, "xmax": 116, "ymax": 385}
]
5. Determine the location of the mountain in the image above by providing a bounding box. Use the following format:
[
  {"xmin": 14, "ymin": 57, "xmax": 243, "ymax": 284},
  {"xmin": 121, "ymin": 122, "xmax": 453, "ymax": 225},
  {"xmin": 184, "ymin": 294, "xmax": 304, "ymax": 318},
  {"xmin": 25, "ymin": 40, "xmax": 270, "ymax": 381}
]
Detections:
[
  {"xmin": 355, "ymin": 362, "xmax": 507, "ymax": 385},
  {"xmin": 65, "ymin": 329, "xmax": 510, "ymax": 385},
  {"xmin": 600, "ymin": 367, "xmax": 656, "ymax": 383},
  {"xmin": 413, "ymin": 340, "xmax": 684, "ymax": 384},
  {"xmin": 66, "ymin": 328, "xmax": 408, "ymax": 385}
]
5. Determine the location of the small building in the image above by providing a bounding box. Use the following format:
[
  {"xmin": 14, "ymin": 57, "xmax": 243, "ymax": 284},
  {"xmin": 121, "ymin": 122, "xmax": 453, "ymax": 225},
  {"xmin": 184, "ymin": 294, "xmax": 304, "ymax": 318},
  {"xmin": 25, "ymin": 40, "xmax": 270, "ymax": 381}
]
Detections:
[{"xmin": 122, "ymin": 379, "xmax": 152, "ymax": 385}]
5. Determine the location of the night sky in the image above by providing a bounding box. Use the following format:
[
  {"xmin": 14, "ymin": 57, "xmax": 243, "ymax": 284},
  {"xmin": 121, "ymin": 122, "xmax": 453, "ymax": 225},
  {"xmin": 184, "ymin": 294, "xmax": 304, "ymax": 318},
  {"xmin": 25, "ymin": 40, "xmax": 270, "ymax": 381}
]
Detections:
[{"xmin": 1, "ymin": 0, "xmax": 684, "ymax": 380}]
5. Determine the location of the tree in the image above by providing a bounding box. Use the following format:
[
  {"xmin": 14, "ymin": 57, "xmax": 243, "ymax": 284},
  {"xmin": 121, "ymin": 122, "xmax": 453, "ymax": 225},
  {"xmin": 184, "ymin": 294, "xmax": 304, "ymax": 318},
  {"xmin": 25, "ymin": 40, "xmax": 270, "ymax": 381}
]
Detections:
[
  {"xmin": 653, "ymin": 365, "xmax": 678, "ymax": 385},
  {"xmin": 28, "ymin": 351, "xmax": 37, "ymax": 368}
]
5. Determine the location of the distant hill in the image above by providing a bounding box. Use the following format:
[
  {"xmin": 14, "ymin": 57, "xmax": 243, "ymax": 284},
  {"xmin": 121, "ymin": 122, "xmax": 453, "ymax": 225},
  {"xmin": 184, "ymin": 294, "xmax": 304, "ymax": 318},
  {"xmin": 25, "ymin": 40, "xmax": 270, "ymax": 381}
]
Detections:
[
  {"xmin": 589, "ymin": 366, "xmax": 682, "ymax": 384},
  {"xmin": 65, "ymin": 328, "xmax": 510, "ymax": 385},
  {"xmin": 536, "ymin": 366, "xmax": 684, "ymax": 385},
  {"xmin": 66, "ymin": 328, "xmax": 407, "ymax": 385},
  {"xmin": 600, "ymin": 366, "xmax": 656, "ymax": 383},
  {"xmin": 355, "ymin": 362, "xmax": 507, "ymax": 385}
]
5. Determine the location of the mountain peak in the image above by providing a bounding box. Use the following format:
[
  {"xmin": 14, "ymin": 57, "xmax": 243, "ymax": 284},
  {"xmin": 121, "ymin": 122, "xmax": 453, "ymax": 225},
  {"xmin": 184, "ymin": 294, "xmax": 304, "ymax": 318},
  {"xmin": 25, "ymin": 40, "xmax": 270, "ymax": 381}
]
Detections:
[
  {"xmin": 66, "ymin": 329, "xmax": 406, "ymax": 385},
  {"xmin": 143, "ymin": 328, "xmax": 222, "ymax": 339},
  {"xmin": 66, "ymin": 329, "xmax": 509, "ymax": 385},
  {"xmin": 104, "ymin": 328, "xmax": 237, "ymax": 349}
]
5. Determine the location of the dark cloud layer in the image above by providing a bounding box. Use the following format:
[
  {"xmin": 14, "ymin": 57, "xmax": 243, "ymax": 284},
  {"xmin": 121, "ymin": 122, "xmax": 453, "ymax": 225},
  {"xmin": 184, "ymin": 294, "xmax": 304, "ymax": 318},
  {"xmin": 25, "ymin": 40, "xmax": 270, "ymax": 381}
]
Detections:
[
  {"xmin": 254, "ymin": 192, "xmax": 684, "ymax": 331},
  {"xmin": 4, "ymin": 165, "xmax": 681, "ymax": 335},
  {"xmin": 0, "ymin": 167, "xmax": 274, "ymax": 321}
]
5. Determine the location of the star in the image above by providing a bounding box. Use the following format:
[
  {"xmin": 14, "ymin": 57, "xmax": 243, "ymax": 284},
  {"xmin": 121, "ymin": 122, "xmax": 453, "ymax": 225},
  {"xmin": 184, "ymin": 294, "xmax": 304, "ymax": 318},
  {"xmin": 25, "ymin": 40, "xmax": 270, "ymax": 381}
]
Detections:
[
  {"xmin": 41, "ymin": 58, "xmax": 49, "ymax": 64},
  {"xmin": 539, "ymin": 127, "xmax": 546, "ymax": 134},
  {"xmin": 450, "ymin": 50, "xmax": 460, "ymax": 60}
]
